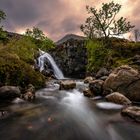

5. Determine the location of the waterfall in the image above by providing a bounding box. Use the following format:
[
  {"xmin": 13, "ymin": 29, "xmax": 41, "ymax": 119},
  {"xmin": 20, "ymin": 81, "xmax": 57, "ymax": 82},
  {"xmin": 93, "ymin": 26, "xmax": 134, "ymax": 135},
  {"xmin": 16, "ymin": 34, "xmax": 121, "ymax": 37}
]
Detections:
[{"xmin": 38, "ymin": 50, "xmax": 64, "ymax": 79}]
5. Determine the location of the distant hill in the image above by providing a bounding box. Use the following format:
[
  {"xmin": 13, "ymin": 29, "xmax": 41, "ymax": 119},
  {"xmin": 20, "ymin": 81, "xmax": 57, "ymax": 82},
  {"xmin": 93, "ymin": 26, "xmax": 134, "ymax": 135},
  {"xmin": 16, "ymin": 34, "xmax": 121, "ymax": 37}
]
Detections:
[{"xmin": 56, "ymin": 34, "xmax": 86, "ymax": 46}]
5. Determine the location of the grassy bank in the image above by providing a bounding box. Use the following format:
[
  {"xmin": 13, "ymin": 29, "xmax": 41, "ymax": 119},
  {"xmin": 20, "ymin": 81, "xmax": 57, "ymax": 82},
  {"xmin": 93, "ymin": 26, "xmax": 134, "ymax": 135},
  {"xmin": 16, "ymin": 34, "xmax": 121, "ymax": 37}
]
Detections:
[{"xmin": 86, "ymin": 38, "xmax": 140, "ymax": 73}]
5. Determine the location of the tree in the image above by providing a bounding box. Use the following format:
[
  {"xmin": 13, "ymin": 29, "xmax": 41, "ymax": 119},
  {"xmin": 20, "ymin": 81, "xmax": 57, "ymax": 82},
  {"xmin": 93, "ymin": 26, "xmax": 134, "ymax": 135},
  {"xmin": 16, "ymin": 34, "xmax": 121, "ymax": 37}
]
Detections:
[
  {"xmin": 0, "ymin": 10, "xmax": 6, "ymax": 23},
  {"xmin": 0, "ymin": 10, "xmax": 7, "ymax": 41},
  {"xmin": 81, "ymin": 1, "xmax": 134, "ymax": 42},
  {"xmin": 25, "ymin": 27, "xmax": 55, "ymax": 51},
  {"xmin": 25, "ymin": 27, "xmax": 45, "ymax": 40}
]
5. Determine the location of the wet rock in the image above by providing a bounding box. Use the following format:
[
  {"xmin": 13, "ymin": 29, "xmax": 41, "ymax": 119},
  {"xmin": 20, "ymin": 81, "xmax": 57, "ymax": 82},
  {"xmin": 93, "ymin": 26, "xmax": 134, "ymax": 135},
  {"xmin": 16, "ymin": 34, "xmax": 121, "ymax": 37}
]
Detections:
[
  {"xmin": 41, "ymin": 69, "xmax": 54, "ymax": 77},
  {"xmin": 0, "ymin": 86, "xmax": 21, "ymax": 101},
  {"xmin": 21, "ymin": 84, "xmax": 35, "ymax": 101},
  {"xmin": 105, "ymin": 92, "xmax": 131, "ymax": 105},
  {"xmin": 96, "ymin": 68, "xmax": 109, "ymax": 78},
  {"xmin": 59, "ymin": 80, "xmax": 76, "ymax": 90},
  {"xmin": 22, "ymin": 92, "xmax": 35, "ymax": 101},
  {"xmin": 103, "ymin": 65, "xmax": 140, "ymax": 101},
  {"xmin": 89, "ymin": 80, "xmax": 104, "ymax": 96},
  {"xmin": 83, "ymin": 89, "xmax": 93, "ymax": 97},
  {"xmin": 84, "ymin": 76, "xmax": 95, "ymax": 83},
  {"xmin": 121, "ymin": 106, "xmax": 140, "ymax": 122}
]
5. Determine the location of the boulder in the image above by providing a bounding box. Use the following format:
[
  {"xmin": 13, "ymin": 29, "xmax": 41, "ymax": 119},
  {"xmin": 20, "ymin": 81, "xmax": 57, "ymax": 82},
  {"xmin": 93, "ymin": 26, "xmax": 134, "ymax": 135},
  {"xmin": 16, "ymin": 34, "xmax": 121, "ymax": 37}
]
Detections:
[
  {"xmin": 22, "ymin": 92, "xmax": 35, "ymax": 101},
  {"xmin": 89, "ymin": 80, "xmax": 104, "ymax": 96},
  {"xmin": 105, "ymin": 92, "xmax": 131, "ymax": 105},
  {"xmin": 96, "ymin": 68, "xmax": 109, "ymax": 78},
  {"xmin": 121, "ymin": 106, "xmax": 140, "ymax": 122},
  {"xmin": 83, "ymin": 89, "xmax": 93, "ymax": 97},
  {"xmin": 103, "ymin": 65, "xmax": 140, "ymax": 101},
  {"xmin": 0, "ymin": 86, "xmax": 21, "ymax": 101},
  {"xmin": 21, "ymin": 84, "xmax": 35, "ymax": 101},
  {"xmin": 59, "ymin": 80, "xmax": 76, "ymax": 90},
  {"xmin": 84, "ymin": 76, "xmax": 95, "ymax": 83}
]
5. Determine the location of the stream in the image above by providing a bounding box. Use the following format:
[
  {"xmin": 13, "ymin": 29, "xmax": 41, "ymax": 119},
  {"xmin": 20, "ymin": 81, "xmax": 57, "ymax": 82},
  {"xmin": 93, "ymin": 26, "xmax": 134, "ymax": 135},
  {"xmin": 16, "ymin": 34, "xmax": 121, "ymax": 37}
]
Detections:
[{"xmin": 0, "ymin": 80, "xmax": 139, "ymax": 140}]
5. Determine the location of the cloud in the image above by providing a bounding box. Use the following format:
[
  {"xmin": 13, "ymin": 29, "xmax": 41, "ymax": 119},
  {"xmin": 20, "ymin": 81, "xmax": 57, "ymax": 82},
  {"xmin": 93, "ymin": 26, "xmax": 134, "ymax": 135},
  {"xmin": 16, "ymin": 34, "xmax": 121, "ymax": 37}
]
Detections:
[
  {"xmin": 0, "ymin": 0, "xmax": 139, "ymax": 41},
  {"xmin": 1, "ymin": 0, "xmax": 40, "ymax": 28}
]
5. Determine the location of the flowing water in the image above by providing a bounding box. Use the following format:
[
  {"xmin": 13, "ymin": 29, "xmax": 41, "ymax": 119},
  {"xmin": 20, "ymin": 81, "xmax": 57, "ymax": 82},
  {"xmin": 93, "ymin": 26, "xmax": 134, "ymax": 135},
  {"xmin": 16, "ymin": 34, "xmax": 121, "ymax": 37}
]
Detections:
[
  {"xmin": 37, "ymin": 50, "xmax": 64, "ymax": 79},
  {"xmin": 0, "ymin": 81, "xmax": 139, "ymax": 140}
]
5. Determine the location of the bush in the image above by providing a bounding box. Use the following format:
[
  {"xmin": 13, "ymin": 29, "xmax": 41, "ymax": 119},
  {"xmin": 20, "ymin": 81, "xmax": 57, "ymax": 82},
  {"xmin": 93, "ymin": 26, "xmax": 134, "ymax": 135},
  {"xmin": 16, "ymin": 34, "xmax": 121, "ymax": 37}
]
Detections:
[
  {"xmin": 86, "ymin": 40, "xmax": 112, "ymax": 72},
  {"xmin": 6, "ymin": 37, "xmax": 37, "ymax": 64},
  {"xmin": 0, "ymin": 49, "xmax": 45, "ymax": 88}
]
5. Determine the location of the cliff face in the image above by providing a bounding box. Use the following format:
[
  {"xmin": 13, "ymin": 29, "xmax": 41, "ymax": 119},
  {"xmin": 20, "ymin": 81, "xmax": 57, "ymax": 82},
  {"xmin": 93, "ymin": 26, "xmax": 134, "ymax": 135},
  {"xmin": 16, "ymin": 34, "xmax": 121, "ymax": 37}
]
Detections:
[{"xmin": 51, "ymin": 34, "xmax": 87, "ymax": 78}]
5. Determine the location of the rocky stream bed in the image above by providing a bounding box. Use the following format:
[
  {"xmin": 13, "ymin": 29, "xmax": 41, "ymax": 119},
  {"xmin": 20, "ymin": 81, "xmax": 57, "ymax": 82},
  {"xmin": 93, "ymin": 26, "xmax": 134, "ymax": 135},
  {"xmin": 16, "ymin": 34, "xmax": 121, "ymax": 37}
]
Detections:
[{"xmin": 0, "ymin": 78, "xmax": 140, "ymax": 140}]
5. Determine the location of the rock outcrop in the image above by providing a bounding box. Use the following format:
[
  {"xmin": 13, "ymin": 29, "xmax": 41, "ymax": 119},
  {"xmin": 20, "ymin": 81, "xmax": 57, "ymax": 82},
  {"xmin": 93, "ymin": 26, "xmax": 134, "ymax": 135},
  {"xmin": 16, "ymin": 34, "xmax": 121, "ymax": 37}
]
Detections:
[
  {"xmin": 51, "ymin": 34, "xmax": 87, "ymax": 78},
  {"xmin": 103, "ymin": 65, "xmax": 140, "ymax": 101}
]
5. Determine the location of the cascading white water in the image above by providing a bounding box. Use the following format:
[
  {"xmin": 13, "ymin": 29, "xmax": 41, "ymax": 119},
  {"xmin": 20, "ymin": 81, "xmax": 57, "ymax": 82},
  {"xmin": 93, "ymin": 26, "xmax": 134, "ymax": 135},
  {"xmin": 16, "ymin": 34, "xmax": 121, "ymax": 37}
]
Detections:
[{"xmin": 38, "ymin": 50, "xmax": 64, "ymax": 79}]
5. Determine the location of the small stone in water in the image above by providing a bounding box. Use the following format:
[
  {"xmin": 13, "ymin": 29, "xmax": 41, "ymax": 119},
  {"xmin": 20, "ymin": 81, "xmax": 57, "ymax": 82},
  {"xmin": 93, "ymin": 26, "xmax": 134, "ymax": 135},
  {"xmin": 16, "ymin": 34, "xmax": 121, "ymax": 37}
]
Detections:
[
  {"xmin": 27, "ymin": 125, "xmax": 33, "ymax": 130},
  {"xmin": 48, "ymin": 117, "xmax": 53, "ymax": 122}
]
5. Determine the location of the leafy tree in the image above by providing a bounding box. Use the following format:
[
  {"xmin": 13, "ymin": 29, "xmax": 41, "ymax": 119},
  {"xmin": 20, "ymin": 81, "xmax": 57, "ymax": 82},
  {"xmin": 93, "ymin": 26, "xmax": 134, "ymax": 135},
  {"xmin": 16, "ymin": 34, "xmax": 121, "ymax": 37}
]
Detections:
[
  {"xmin": 0, "ymin": 10, "xmax": 6, "ymax": 23},
  {"xmin": 81, "ymin": 1, "xmax": 134, "ymax": 42},
  {"xmin": 26, "ymin": 27, "xmax": 44, "ymax": 40},
  {"xmin": 25, "ymin": 27, "xmax": 55, "ymax": 51},
  {"xmin": 0, "ymin": 10, "xmax": 7, "ymax": 41}
]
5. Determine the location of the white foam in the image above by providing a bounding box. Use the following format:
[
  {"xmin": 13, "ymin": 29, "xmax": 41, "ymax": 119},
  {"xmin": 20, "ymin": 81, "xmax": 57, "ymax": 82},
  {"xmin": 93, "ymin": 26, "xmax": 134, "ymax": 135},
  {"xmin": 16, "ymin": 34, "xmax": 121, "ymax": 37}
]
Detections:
[
  {"xmin": 96, "ymin": 102, "xmax": 123, "ymax": 109},
  {"xmin": 12, "ymin": 98, "xmax": 25, "ymax": 104}
]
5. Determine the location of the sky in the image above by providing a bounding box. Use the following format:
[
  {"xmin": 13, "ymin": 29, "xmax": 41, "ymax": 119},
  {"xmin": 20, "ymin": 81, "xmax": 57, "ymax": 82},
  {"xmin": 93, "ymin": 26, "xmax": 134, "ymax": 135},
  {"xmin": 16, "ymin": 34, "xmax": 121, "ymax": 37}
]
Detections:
[{"xmin": 0, "ymin": 0, "xmax": 139, "ymax": 41}]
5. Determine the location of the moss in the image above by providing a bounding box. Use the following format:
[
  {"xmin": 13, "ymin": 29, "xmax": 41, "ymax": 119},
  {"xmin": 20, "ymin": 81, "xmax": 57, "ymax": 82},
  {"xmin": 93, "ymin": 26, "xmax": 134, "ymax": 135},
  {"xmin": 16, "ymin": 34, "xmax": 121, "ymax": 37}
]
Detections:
[
  {"xmin": 0, "ymin": 48, "xmax": 45, "ymax": 89},
  {"xmin": 111, "ymin": 58, "xmax": 130, "ymax": 68}
]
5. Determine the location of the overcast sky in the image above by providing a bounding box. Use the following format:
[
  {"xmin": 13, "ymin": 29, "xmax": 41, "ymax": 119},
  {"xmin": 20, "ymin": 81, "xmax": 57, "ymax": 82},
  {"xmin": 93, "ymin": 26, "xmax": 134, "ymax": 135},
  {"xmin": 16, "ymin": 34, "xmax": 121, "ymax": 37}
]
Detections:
[{"xmin": 0, "ymin": 0, "xmax": 139, "ymax": 41}]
